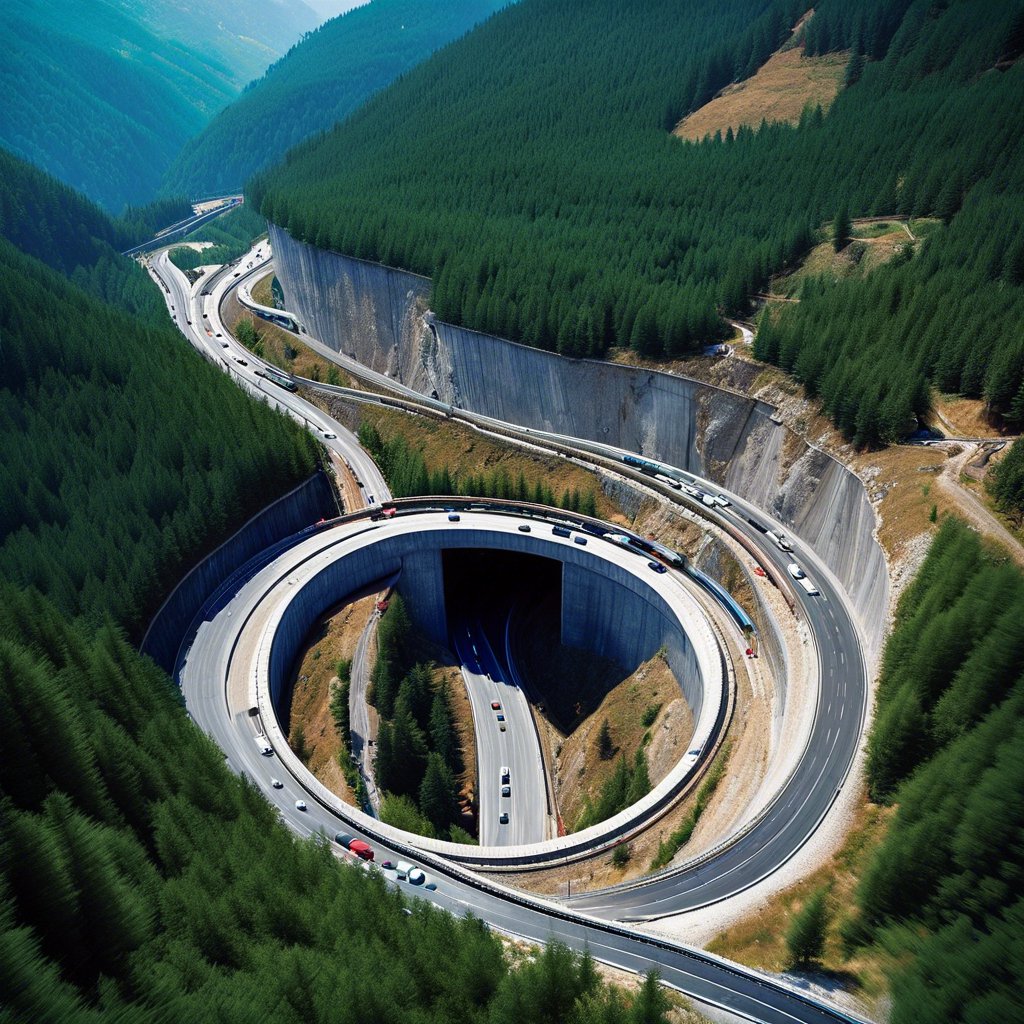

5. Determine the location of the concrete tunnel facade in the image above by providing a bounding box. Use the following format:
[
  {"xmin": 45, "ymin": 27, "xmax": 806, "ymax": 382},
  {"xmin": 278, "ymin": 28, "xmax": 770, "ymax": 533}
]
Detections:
[{"xmin": 267, "ymin": 526, "xmax": 707, "ymax": 745}]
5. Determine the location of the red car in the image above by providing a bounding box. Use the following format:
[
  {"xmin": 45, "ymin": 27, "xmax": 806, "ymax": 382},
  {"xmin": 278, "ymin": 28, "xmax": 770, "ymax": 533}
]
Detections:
[{"xmin": 490, "ymin": 701, "xmax": 501, "ymax": 711}]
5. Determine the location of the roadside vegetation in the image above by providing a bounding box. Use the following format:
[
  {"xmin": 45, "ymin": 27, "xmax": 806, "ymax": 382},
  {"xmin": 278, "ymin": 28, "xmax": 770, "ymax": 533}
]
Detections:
[
  {"xmin": 168, "ymin": 204, "xmax": 268, "ymax": 272},
  {"xmin": 650, "ymin": 744, "xmax": 731, "ymax": 870},
  {"xmin": 358, "ymin": 420, "xmax": 600, "ymax": 514},
  {"xmin": 369, "ymin": 595, "xmax": 472, "ymax": 840}
]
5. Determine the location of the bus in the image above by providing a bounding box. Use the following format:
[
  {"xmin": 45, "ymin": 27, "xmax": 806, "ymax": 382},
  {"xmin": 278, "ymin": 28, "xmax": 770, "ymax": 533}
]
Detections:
[{"xmin": 256, "ymin": 366, "xmax": 298, "ymax": 392}]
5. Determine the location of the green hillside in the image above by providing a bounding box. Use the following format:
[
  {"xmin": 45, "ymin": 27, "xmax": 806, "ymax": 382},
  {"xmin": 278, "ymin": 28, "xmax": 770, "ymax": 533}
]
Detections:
[
  {"xmin": 0, "ymin": 148, "xmax": 169, "ymax": 318},
  {"xmin": 844, "ymin": 518, "xmax": 1024, "ymax": 1022},
  {"xmin": 164, "ymin": 0, "xmax": 508, "ymax": 197},
  {"xmin": 2, "ymin": 0, "xmax": 233, "ymax": 212},
  {"xmin": 254, "ymin": 0, "xmax": 1024, "ymax": 444},
  {"xmin": 0, "ymin": 163, "xmax": 670, "ymax": 1023}
]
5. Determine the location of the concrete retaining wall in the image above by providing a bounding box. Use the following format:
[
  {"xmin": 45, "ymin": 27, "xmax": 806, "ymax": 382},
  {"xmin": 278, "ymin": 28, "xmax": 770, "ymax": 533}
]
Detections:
[
  {"xmin": 269, "ymin": 226, "xmax": 889, "ymax": 653},
  {"xmin": 142, "ymin": 471, "xmax": 338, "ymax": 673},
  {"xmin": 268, "ymin": 529, "xmax": 705, "ymax": 736}
]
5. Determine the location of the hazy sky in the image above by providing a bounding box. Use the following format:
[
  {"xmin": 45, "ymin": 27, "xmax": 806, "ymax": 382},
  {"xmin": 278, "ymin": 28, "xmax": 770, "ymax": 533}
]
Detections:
[{"xmin": 306, "ymin": 0, "xmax": 368, "ymax": 20}]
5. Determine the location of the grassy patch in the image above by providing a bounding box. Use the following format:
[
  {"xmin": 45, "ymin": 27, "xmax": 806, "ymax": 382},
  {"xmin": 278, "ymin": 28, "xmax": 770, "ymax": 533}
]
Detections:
[
  {"xmin": 675, "ymin": 48, "xmax": 847, "ymax": 141},
  {"xmin": 650, "ymin": 742, "xmax": 731, "ymax": 869},
  {"xmin": 706, "ymin": 797, "xmax": 897, "ymax": 1008}
]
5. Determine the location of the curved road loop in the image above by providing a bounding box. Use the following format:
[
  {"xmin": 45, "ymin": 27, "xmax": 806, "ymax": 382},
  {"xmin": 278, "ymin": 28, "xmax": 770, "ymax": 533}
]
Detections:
[{"xmin": 145, "ymin": 242, "xmax": 872, "ymax": 1024}]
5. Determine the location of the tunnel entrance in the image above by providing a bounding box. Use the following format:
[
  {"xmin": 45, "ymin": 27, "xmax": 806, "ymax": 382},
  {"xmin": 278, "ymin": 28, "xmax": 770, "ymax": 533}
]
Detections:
[{"xmin": 442, "ymin": 548, "xmax": 562, "ymax": 655}]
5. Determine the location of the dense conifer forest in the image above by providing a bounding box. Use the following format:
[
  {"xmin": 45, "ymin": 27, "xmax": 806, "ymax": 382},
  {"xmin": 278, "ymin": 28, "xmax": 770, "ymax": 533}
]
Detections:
[
  {"xmin": 0, "ymin": 149, "xmax": 167, "ymax": 319},
  {"xmin": 254, "ymin": 0, "xmax": 1024, "ymax": 442},
  {"xmin": 164, "ymin": 0, "xmax": 507, "ymax": 196},
  {"xmin": 846, "ymin": 518, "xmax": 1024, "ymax": 1022}
]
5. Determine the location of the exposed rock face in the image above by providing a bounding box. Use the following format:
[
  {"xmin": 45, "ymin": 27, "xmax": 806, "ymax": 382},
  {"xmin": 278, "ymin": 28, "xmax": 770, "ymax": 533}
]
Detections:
[{"xmin": 269, "ymin": 224, "xmax": 888, "ymax": 652}]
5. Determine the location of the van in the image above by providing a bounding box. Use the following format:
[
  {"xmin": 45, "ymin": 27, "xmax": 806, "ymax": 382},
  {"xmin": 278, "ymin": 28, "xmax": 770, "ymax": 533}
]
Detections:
[
  {"xmin": 798, "ymin": 576, "xmax": 820, "ymax": 596},
  {"xmin": 552, "ymin": 526, "xmax": 571, "ymax": 538}
]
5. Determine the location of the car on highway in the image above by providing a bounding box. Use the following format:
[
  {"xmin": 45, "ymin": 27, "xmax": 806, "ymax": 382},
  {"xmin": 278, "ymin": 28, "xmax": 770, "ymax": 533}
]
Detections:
[
  {"xmin": 491, "ymin": 701, "xmax": 501, "ymax": 710},
  {"xmin": 295, "ymin": 800, "xmax": 307, "ymax": 811},
  {"xmin": 215, "ymin": 331, "xmax": 222, "ymax": 337},
  {"xmin": 499, "ymin": 723, "xmax": 506, "ymax": 732},
  {"xmin": 236, "ymin": 358, "xmax": 248, "ymax": 366},
  {"xmin": 501, "ymin": 785, "xmax": 511, "ymax": 797},
  {"xmin": 574, "ymin": 535, "xmax": 587, "ymax": 545},
  {"xmin": 648, "ymin": 560, "xmax": 667, "ymax": 574},
  {"xmin": 787, "ymin": 563, "xmax": 805, "ymax": 580},
  {"xmin": 499, "ymin": 812, "xmax": 510, "ymax": 825},
  {"xmin": 496, "ymin": 713, "xmax": 505, "ymax": 722},
  {"xmin": 335, "ymin": 833, "xmax": 355, "ymax": 848},
  {"xmin": 552, "ymin": 525, "xmax": 571, "ymax": 538},
  {"xmin": 221, "ymin": 342, "xmax": 229, "ymax": 348},
  {"xmin": 501, "ymin": 766, "xmax": 510, "ymax": 782},
  {"xmin": 380, "ymin": 860, "xmax": 395, "ymax": 870},
  {"xmin": 323, "ymin": 432, "xmax": 337, "ymax": 440},
  {"xmin": 448, "ymin": 513, "xmax": 461, "ymax": 522},
  {"xmin": 518, "ymin": 523, "xmax": 531, "ymax": 532},
  {"xmin": 255, "ymin": 738, "xmax": 273, "ymax": 756},
  {"xmin": 424, "ymin": 882, "xmax": 437, "ymax": 891},
  {"xmin": 270, "ymin": 778, "xmax": 283, "ymax": 789}
]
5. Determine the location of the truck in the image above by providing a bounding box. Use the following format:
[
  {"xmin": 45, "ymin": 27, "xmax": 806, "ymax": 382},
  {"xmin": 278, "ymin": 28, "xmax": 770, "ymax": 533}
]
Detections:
[{"xmin": 797, "ymin": 576, "xmax": 820, "ymax": 596}]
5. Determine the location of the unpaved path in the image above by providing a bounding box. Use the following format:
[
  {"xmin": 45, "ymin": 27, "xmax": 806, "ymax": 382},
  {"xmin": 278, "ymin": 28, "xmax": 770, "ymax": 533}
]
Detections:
[{"xmin": 936, "ymin": 442, "xmax": 1024, "ymax": 567}]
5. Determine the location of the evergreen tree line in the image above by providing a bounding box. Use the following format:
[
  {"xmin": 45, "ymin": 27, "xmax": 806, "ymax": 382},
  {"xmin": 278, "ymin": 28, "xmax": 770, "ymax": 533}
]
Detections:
[
  {"xmin": 845, "ymin": 517, "xmax": 1024, "ymax": 1022},
  {"xmin": 0, "ymin": 166, "xmax": 674, "ymax": 1020},
  {"xmin": 989, "ymin": 440, "xmax": 1024, "ymax": 522},
  {"xmin": 0, "ymin": 234, "xmax": 319, "ymax": 636},
  {"xmin": 0, "ymin": 148, "xmax": 165, "ymax": 319},
  {"xmin": 575, "ymin": 749, "xmax": 651, "ymax": 833},
  {"xmin": 163, "ymin": 0, "xmax": 508, "ymax": 197},
  {"xmin": 357, "ymin": 421, "xmax": 599, "ymax": 514},
  {"xmin": 369, "ymin": 595, "xmax": 468, "ymax": 839},
  {"xmin": 254, "ymin": 0, "xmax": 1024, "ymax": 440}
]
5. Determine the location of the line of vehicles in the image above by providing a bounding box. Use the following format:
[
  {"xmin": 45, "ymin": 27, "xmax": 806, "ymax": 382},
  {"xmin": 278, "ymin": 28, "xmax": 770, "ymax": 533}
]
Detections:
[{"xmin": 334, "ymin": 833, "xmax": 437, "ymax": 888}]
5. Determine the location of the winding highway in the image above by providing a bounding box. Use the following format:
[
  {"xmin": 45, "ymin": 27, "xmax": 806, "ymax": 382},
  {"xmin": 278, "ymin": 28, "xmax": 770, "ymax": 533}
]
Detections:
[{"xmin": 146, "ymin": 239, "xmax": 873, "ymax": 1023}]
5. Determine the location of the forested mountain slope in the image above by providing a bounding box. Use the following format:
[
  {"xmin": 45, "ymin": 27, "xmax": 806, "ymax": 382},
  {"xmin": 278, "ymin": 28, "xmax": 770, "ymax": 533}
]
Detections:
[
  {"xmin": 0, "ymin": 148, "xmax": 168, "ymax": 318},
  {"xmin": 3, "ymin": 0, "xmax": 235, "ymax": 211},
  {"xmin": 255, "ymin": 0, "xmax": 1024, "ymax": 444},
  {"xmin": 164, "ymin": 0, "xmax": 508, "ymax": 197},
  {"xmin": 844, "ymin": 518, "xmax": 1024, "ymax": 1023},
  {"xmin": 116, "ymin": 0, "xmax": 321, "ymax": 88}
]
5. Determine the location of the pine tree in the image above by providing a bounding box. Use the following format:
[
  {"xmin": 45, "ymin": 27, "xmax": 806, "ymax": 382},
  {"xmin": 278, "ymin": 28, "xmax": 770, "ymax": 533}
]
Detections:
[
  {"xmin": 598, "ymin": 718, "xmax": 614, "ymax": 760},
  {"xmin": 786, "ymin": 887, "xmax": 829, "ymax": 966},
  {"xmin": 833, "ymin": 203, "xmax": 851, "ymax": 251}
]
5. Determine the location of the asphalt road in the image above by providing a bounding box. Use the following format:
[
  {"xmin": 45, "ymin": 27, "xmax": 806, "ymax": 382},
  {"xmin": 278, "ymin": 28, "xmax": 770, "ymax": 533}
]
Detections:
[
  {"xmin": 177, "ymin": 506, "xmax": 866, "ymax": 1024},
  {"xmin": 453, "ymin": 618, "xmax": 549, "ymax": 846},
  {"xmin": 205, "ymin": 248, "xmax": 868, "ymax": 918}
]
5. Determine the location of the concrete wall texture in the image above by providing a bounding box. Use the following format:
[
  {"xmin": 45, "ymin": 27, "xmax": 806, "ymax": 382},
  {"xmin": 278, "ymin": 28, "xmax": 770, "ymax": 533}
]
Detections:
[
  {"xmin": 269, "ymin": 225, "xmax": 889, "ymax": 652},
  {"xmin": 268, "ymin": 528, "xmax": 704, "ymax": 733},
  {"xmin": 143, "ymin": 471, "xmax": 338, "ymax": 673}
]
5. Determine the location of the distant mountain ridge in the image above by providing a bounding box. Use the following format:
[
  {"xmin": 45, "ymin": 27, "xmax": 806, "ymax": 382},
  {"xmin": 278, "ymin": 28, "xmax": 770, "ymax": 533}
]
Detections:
[
  {"xmin": 2, "ymin": 0, "xmax": 321, "ymax": 212},
  {"xmin": 162, "ymin": 0, "xmax": 508, "ymax": 197}
]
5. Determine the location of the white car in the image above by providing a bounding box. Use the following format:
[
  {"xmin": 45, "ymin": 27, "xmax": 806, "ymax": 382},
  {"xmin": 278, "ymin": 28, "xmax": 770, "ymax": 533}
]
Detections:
[
  {"xmin": 787, "ymin": 563, "xmax": 805, "ymax": 580},
  {"xmin": 270, "ymin": 778, "xmax": 283, "ymax": 789},
  {"xmin": 295, "ymin": 799, "xmax": 307, "ymax": 812}
]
